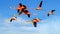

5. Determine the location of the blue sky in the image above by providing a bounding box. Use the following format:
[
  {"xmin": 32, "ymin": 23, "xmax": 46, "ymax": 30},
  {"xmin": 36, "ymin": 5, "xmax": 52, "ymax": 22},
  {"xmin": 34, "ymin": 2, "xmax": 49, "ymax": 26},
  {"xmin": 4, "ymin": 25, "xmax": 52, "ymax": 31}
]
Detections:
[{"xmin": 0, "ymin": 0, "xmax": 60, "ymax": 34}]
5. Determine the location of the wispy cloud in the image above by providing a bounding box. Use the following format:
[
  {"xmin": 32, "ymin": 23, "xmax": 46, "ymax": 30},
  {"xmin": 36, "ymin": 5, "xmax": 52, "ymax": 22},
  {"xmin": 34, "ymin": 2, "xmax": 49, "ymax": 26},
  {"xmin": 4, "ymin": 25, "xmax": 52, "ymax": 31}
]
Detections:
[{"xmin": 0, "ymin": 16, "xmax": 60, "ymax": 34}]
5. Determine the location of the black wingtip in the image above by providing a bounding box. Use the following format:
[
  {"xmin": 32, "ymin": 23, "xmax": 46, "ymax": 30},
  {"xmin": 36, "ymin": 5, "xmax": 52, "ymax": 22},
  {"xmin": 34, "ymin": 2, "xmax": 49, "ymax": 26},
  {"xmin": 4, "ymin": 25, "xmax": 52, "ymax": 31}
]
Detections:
[
  {"xmin": 19, "ymin": 3, "xmax": 22, "ymax": 6},
  {"xmin": 34, "ymin": 25, "xmax": 36, "ymax": 27},
  {"xmin": 52, "ymin": 10, "xmax": 55, "ymax": 11},
  {"xmin": 40, "ymin": 1, "xmax": 43, "ymax": 3},
  {"xmin": 33, "ymin": 22, "xmax": 37, "ymax": 27},
  {"xmin": 41, "ymin": 1, "xmax": 43, "ymax": 2},
  {"xmin": 47, "ymin": 14, "xmax": 50, "ymax": 16},
  {"xmin": 39, "ymin": 1, "xmax": 43, "ymax": 7},
  {"xmin": 10, "ymin": 19, "xmax": 12, "ymax": 22},
  {"xmin": 27, "ymin": 14, "xmax": 30, "ymax": 18},
  {"xmin": 51, "ymin": 10, "xmax": 55, "ymax": 12}
]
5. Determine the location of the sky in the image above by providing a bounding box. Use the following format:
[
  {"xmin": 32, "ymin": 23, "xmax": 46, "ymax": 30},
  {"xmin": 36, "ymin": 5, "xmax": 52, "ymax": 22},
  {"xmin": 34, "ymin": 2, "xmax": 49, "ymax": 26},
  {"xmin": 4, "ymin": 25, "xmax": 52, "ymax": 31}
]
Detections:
[{"xmin": 0, "ymin": 0, "xmax": 60, "ymax": 34}]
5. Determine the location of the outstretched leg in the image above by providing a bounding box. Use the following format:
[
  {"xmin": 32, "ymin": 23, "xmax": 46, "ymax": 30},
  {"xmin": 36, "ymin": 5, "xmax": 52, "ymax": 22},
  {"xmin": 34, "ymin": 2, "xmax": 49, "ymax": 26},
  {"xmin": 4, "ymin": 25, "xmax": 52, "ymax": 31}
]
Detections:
[
  {"xmin": 17, "ymin": 10, "xmax": 20, "ymax": 13},
  {"xmin": 19, "ymin": 11, "xmax": 24, "ymax": 15}
]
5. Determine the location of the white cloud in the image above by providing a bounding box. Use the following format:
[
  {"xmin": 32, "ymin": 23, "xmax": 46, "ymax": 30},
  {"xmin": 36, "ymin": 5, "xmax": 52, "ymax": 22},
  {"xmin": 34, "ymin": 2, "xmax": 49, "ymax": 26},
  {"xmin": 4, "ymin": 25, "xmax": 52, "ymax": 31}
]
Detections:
[{"xmin": 0, "ymin": 16, "xmax": 60, "ymax": 34}]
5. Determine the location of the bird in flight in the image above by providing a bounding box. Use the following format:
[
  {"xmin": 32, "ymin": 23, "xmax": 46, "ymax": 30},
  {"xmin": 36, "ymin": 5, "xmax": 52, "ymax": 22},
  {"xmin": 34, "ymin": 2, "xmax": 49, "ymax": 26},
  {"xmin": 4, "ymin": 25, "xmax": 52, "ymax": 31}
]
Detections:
[
  {"xmin": 17, "ymin": 3, "xmax": 30, "ymax": 18},
  {"xmin": 30, "ymin": 18, "xmax": 42, "ymax": 27},
  {"xmin": 10, "ymin": 15, "xmax": 17, "ymax": 22},
  {"xmin": 47, "ymin": 10, "xmax": 55, "ymax": 16},
  {"xmin": 36, "ymin": 1, "xmax": 43, "ymax": 10},
  {"xmin": 17, "ymin": 3, "xmax": 26, "ymax": 13}
]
